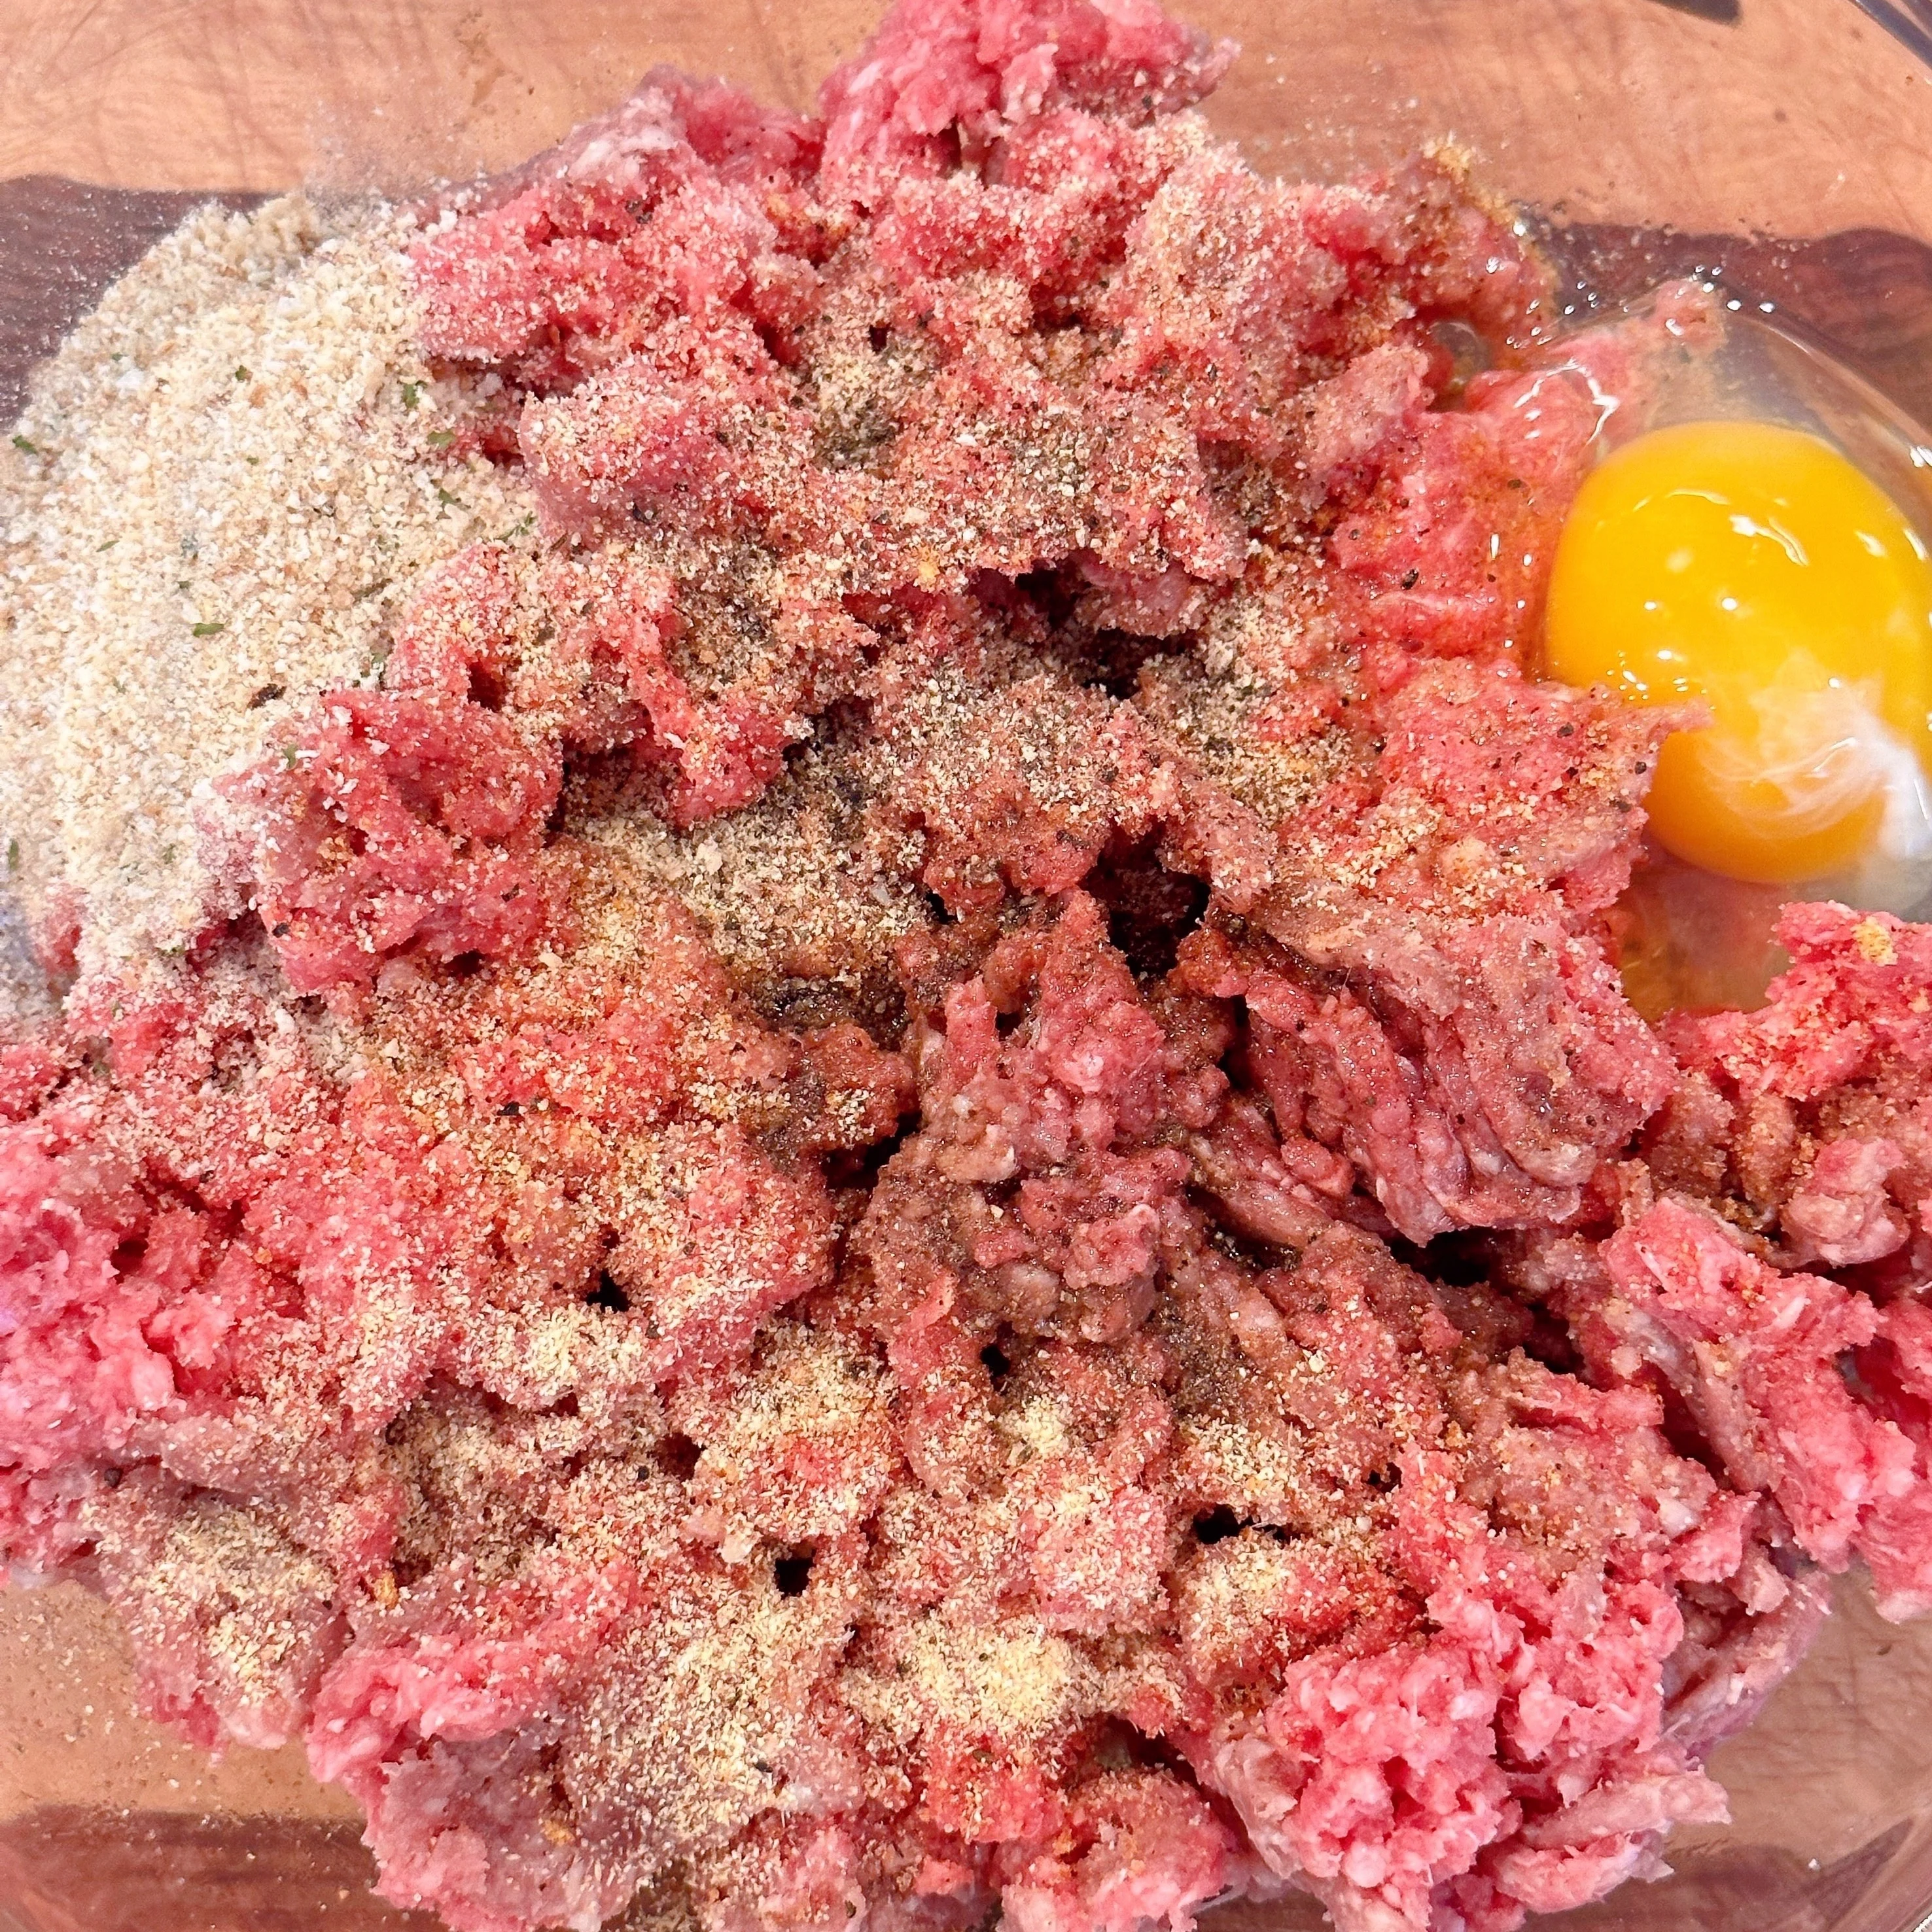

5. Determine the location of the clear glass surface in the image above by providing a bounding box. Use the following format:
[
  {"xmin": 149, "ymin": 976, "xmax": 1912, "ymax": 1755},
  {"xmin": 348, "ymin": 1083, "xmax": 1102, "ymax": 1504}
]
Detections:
[{"xmin": 1, "ymin": 2, "xmax": 1931, "ymax": 1929}]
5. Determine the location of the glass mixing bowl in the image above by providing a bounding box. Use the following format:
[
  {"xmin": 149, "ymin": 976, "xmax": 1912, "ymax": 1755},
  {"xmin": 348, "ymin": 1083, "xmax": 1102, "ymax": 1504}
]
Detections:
[{"xmin": 1, "ymin": 2, "xmax": 1931, "ymax": 1929}]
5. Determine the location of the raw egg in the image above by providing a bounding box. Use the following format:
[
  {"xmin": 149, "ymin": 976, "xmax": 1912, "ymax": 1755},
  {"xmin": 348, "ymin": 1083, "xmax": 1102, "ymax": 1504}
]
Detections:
[{"xmin": 1544, "ymin": 418, "xmax": 1932, "ymax": 885}]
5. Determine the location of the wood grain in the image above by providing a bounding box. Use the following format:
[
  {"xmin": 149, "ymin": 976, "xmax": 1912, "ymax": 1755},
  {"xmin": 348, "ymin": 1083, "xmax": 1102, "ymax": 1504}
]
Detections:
[
  {"xmin": 0, "ymin": 1583, "xmax": 355, "ymax": 1823},
  {"xmin": 0, "ymin": 0, "xmax": 1927, "ymax": 238},
  {"xmin": 1, "ymin": 0, "xmax": 1930, "ymax": 430},
  {"xmin": 1544, "ymin": 221, "xmax": 1932, "ymax": 427},
  {"xmin": 0, "ymin": 1809, "xmax": 432, "ymax": 1932}
]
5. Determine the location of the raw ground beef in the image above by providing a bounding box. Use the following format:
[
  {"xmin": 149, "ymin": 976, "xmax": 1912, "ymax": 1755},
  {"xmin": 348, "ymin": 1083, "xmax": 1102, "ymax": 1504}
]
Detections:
[{"xmin": 1, "ymin": 4, "xmax": 1926, "ymax": 1932}]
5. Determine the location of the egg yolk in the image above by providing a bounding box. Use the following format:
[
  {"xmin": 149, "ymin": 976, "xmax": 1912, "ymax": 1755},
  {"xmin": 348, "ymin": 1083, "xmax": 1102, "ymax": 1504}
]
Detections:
[{"xmin": 1544, "ymin": 419, "xmax": 1932, "ymax": 885}]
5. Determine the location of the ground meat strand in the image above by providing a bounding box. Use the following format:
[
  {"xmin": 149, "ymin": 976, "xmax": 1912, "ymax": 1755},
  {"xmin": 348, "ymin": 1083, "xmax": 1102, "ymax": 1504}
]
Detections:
[{"xmin": 1647, "ymin": 902, "xmax": 1932, "ymax": 1278}]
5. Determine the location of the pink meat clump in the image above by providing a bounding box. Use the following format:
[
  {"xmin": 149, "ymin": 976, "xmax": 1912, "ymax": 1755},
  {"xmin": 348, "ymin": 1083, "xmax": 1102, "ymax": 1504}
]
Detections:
[
  {"xmin": 851, "ymin": 896, "xmax": 1791, "ymax": 1932},
  {"xmin": 1647, "ymin": 902, "xmax": 1932, "ymax": 1276},
  {"xmin": 817, "ymin": 0, "xmax": 1233, "ymax": 184},
  {"xmin": 1581, "ymin": 1200, "xmax": 1932, "ymax": 1615},
  {"xmin": 6, "ymin": 1, "xmax": 1925, "ymax": 1931},
  {"xmin": 211, "ymin": 685, "xmax": 569, "ymax": 994},
  {"xmin": 1178, "ymin": 661, "xmax": 1682, "ymax": 1245}
]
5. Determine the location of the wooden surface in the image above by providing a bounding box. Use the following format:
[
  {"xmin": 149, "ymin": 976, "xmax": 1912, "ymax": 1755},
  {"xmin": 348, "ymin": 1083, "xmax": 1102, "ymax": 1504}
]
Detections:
[
  {"xmin": 0, "ymin": 0, "xmax": 1926, "ymax": 238},
  {"xmin": 0, "ymin": 1585, "xmax": 355, "ymax": 1824},
  {"xmin": 0, "ymin": 1810, "xmax": 434, "ymax": 1932},
  {"xmin": 0, "ymin": 0, "xmax": 1930, "ymax": 430}
]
